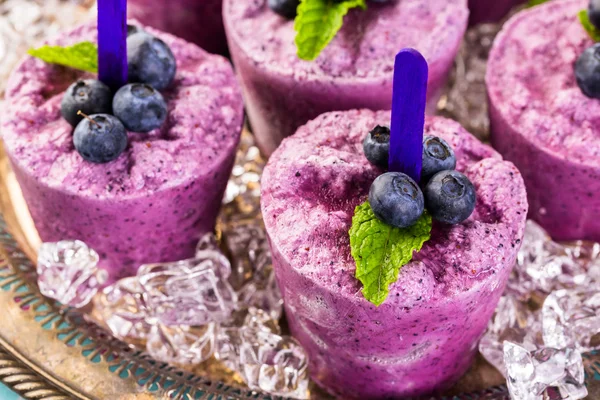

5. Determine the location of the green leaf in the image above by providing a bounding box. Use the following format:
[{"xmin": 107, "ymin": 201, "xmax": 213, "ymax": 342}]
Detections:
[
  {"xmin": 294, "ymin": 0, "xmax": 367, "ymax": 61},
  {"xmin": 28, "ymin": 42, "xmax": 98, "ymax": 73},
  {"xmin": 579, "ymin": 9, "xmax": 600, "ymax": 42},
  {"xmin": 349, "ymin": 201, "xmax": 432, "ymax": 307},
  {"xmin": 527, "ymin": 0, "xmax": 550, "ymax": 7}
]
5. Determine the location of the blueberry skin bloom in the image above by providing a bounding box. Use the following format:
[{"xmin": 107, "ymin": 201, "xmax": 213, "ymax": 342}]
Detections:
[
  {"xmin": 369, "ymin": 172, "xmax": 425, "ymax": 228},
  {"xmin": 575, "ymin": 43, "xmax": 600, "ymax": 99},
  {"xmin": 421, "ymin": 135, "xmax": 456, "ymax": 183},
  {"xmin": 363, "ymin": 125, "xmax": 390, "ymax": 168},
  {"xmin": 73, "ymin": 114, "xmax": 128, "ymax": 164},
  {"xmin": 113, "ymin": 83, "xmax": 168, "ymax": 133},
  {"xmin": 60, "ymin": 79, "xmax": 112, "ymax": 127},
  {"xmin": 424, "ymin": 170, "xmax": 476, "ymax": 225},
  {"xmin": 127, "ymin": 32, "xmax": 177, "ymax": 90}
]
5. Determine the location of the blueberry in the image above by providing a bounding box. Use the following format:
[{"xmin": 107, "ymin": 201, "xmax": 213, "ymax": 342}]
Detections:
[
  {"xmin": 421, "ymin": 135, "xmax": 456, "ymax": 183},
  {"xmin": 424, "ymin": 170, "xmax": 476, "ymax": 225},
  {"xmin": 60, "ymin": 79, "xmax": 112, "ymax": 127},
  {"xmin": 73, "ymin": 114, "xmax": 128, "ymax": 164},
  {"xmin": 369, "ymin": 172, "xmax": 424, "ymax": 228},
  {"xmin": 113, "ymin": 83, "xmax": 167, "ymax": 133},
  {"xmin": 363, "ymin": 125, "xmax": 390, "ymax": 168},
  {"xmin": 589, "ymin": 0, "xmax": 600, "ymax": 30},
  {"xmin": 575, "ymin": 44, "xmax": 600, "ymax": 99},
  {"xmin": 127, "ymin": 32, "xmax": 176, "ymax": 90},
  {"xmin": 127, "ymin": 24, "xmax": 144, "ymax": 37},
  {"xmin": 268, "ymin": 0, "xmax": 300, "ymax": 18}
]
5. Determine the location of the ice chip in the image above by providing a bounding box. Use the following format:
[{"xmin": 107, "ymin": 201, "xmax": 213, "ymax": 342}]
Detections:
[
  {"xmin": 480, "ymin": 295, "xmax": 542, "ymax": 375},
  {"xmin": 509, "ymin": 221, "xmax": 587, "ymax": 299},
  {"xmin": 146, "ymin": 323, "xmax": 217, "ymax": 365},
  {"xmin": 503, "ymin": 343, "xmax": 587, "ymax": 400},
  {"xmin": 138, "ymin": 257, "xmax": 237, "ymax": 326},
  {"xmin": 237, "ymin": 268, "xmax": 283, "ymax": 321},
  {"xmin": 92, "ymin": 277, "xmax": 151, "ymax": 340},
  {"xmin": 240, "ymin": 331, "xmax": 308, "ymax": 399},
  {"xmin": 542, "ymin": 289, "xmax": 600, "ymax": 352},
  {"xmin": 223, "ymin": 223, "xmax": 271, "ymax": 290},
  {"xmin": 215, "ymin": 308, "xmax": 308, "ymax": 399},
  {"xmin": 37, "ymin": 240, "xmax": 106, "ymax": 307}
]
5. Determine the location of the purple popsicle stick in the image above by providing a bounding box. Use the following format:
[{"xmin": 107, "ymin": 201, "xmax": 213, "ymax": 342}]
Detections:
[
  {"xmin": 98, "ymin": 0, "xmax": 128, "ymax": 90},
  {"xmin": 388, "ymin": 48, "xmax": 428, "ymax": 182}
]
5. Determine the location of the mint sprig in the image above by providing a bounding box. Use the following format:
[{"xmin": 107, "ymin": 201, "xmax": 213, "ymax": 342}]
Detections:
[
  {"xmin": 349, "ymin": 201, "xmax": 432, "ymax": 307},
  {"xmin": 579, "ymin": 10, "xmax": 600, "ymax": 42},
  {"xmin": 294, "ymin": 0, "xmax": 366, "ymax": 61},
  {"xmin": 28, "ymin": 42, "xmax": 98, "ymax": 73}
]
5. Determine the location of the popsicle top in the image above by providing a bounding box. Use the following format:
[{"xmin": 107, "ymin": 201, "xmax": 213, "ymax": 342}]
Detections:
[
  {"xmin": 487, "ymin": 0, "xmax": 600, "ymax": 165},
  {"xmin": 261, "ymin": 109, "xmax": 528, "ymax": 304},
  {"xmin": 1, "ymin": 22, "xmax": 243, "ymax": 199},
  {"xmin": 223, "ymin": 0, "xmax": 468, "ymax": 80}
]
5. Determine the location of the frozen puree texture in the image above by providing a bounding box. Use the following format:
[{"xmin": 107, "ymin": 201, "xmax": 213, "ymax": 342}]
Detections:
[
  {"xmin": 261, "ymin": 110, "xmax": 527, "ymax": 398},
  {"xmin": 223, "ymin": 0, "xmax": 468, "ymax": 155},
  {"xmin": 487, "ymin": 0, "xmax": 600, "ymax": 241},
  {"xmin": 1, "ymin": 22, "xmax": 244, "ymax": 283}
]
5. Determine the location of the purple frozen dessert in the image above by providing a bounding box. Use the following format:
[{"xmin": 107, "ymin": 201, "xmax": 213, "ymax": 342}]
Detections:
[
  {"xmin": 261, "ymin": 109, "xmax": 528, "ymax": 398},
  {"xmin": 128, "ymin": 0, "xmax": 227, "ymax": 54},
  {"xmin": 223, "ymin": 0, "xmax": 469, "ymax": 156},
  {"xmin": 468, "ymin": 0, "xmax": 525, "ymax": 25},
  {"xmin": 488, "ymin": 0, "xmax": 600, "ymax": 241},
  {"xmin": 1, "ymin": 22, "xmax": 244, "ymax": 283}
]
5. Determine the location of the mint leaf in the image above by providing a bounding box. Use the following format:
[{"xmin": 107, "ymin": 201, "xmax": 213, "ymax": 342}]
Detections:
[
  {"xmin": 349, "ymin": 201, "xmax": 432, "ymax": 307},
  {"xmin": 527, "ymin": 0, "xmax": 550, "ymax": 7},
  {"xmin": 28, "ymin": 42, "xmax": 98, "ymax": 73},
  {"xmin": 579, "ymin": 9, "xmax": 600, "ymax": 42},
  {"xmin": 294, "ymin": 0, "xmax": 367, "ymax": 61}
]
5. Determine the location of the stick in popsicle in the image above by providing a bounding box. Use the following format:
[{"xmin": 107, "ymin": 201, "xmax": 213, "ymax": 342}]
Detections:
[
  {"xmin": 388, "ymin": 48, "xmax": 428, "ymax": 182},
  {"xmin": 97, "ymin": 0, "xmax": 128, "ymax": 90}
]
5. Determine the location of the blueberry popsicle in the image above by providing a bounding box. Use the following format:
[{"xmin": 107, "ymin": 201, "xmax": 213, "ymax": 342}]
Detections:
[
  {"xmin": 223, "ymin": 0, "xmax": 468, "ymax": 156},
  {"xmin": 488, "ymin": 0, "xmax": 600, "ymax": 241},
  {"xmin": 1, "ymin": 21, "xmax": 244, "ymax": 283},
  {"xmin": 261, "ymin": 108, "xmax": 528, "ymax": 398}
]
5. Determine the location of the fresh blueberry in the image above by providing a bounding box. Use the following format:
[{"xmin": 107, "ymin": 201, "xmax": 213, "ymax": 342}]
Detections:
[
  {"xmin": 421, "ymin": 135, "xmax": 456, "ymax": 183},
  {"xmin": 73, "ymin": 114, "xmax": 128, "ymax": 164},
  {"xmin": 268, "ymin": 0, "xmax": 300, "ymax": 18},
  {"xmin": 369, "ymin": 172, "xmax": 424, "ymax": 228},
  {"xmin": 363, "ymin": 125, "xmax": 390, "ymax": 168},
  {"xmin": 589, "ymin": 0, "xmax": 600, "ymax": 30},
  {"xmin": 575, "ymin": 43, "xmax": 600, "ymax": 99},
  {"xmin": 127, "ymin": 24, "xmax": 144, "ymax": 36},
  {"xmin": 113, "ymin": 83, "xmax": 168, "ymax": 133},
  {"xmin": 60, "ymin": 79, "xmax": 112, "ymax": 127},
  {"xmin": 127, "ymin": 32, "xmax": 176, "ymax": 90},
  {"xmin": 424, "ymin": 170, "xmax": 476, "ymax": 225}
]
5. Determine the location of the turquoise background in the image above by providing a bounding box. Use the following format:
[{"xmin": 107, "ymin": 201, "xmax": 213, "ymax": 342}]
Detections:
[{"xmin": 0, "ymin": 384, "xmax": 20, "ymax": 399}]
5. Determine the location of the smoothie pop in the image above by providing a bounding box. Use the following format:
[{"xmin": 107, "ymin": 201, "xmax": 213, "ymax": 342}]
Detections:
[
  {"xmin": 223, "ymin": 0, "xmax": 469, "ymax": 156},
  {"xmin": 262, "ymin": 47, "xmax": 527, "ymax": 398},
  {"xmin": 2, "ymin": 2, "xmax": 244, "ymax": 283}
]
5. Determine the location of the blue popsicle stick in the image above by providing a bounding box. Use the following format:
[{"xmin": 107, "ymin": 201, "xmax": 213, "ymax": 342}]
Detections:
[
  {"xmin": 388, "ymin": 48, "xmax": 428, "ymax": 182},
  {"xmin": 98, "ymin": 0, "xmax": 128, "ymax": 90}
]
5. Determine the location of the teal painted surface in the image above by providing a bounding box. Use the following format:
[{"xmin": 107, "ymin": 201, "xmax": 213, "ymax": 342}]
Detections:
[{"xmin": 0, "ymin": 383, "xmax": 20, "ymax": 399}]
